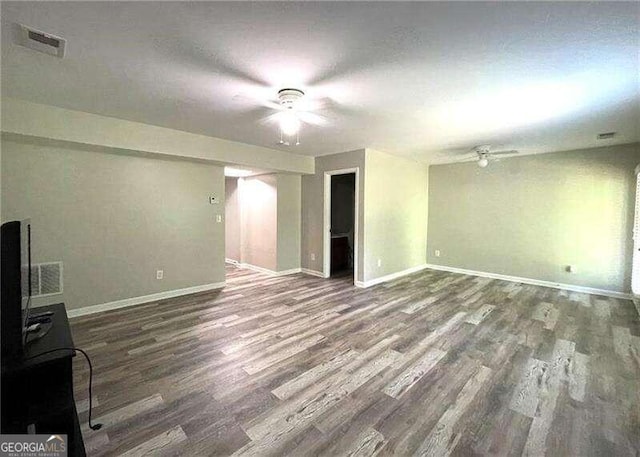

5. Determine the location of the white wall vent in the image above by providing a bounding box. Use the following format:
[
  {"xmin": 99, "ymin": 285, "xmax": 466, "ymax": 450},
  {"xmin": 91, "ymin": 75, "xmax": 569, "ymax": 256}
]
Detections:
[
  {"xmin": 17, "ymin": 24, "xmax": 66, "ymax": 58},
  {"xmin": 30, "ymin": 262, "xmax": 64, "ymax": 297}
]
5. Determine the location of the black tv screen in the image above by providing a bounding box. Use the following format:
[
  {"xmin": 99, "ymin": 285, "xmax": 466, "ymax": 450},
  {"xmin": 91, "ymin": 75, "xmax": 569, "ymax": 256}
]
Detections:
[
  {"xmin": 20, "ymin": 221, "xmax": 32, "ymax": 341},
  {"xmin": 1, "ymin": 219, "xmax": 32, "ymax": 362}
]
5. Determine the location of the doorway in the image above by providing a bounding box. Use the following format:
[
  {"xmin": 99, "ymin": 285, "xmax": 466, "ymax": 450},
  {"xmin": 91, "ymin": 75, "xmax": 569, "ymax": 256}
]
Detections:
[
  {"xmin": 224, "ymin": 177, "xmax": 241, "ymax": 277},
  {"xmin": 323, "ymin": 168, "xmax": 359, "ymax": 284}
]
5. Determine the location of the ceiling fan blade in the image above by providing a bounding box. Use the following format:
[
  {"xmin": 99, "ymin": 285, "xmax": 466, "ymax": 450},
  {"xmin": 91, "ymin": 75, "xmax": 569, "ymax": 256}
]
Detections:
[
  {"xmin": 454, "ymin": 155, "xmax": 478, "ymax": 163},
  {"xmin": 306, "ymin": 96, "xmax": 335, "ymax": 110},
  {"xmin": 228, "ymin": 106, "xmax": 276, "ymax": 128},
  {"xmin": 288, "ymin": 96, "xmax": 332, "ymax": 114},
  {"xmin": 232, "ymin": 93, "xmax": 282, "ymax": 111},
  {"xmin": 490, "ymin": 150, "xmax": 519, "ymax": 156},
  {"xmin": 298, "ymin": 95, "xmax": 363, "ymax": 121},
  {"xmin": 297, "ymin": 111, "xmax": 328, "ymax": 126},
  {"xmin": 161, "ymin": 37, "xmax": 272, "ymax": 88},
  {"xmin": 258, "ymin": 111, "xmax": 284, "ymax": 126}
]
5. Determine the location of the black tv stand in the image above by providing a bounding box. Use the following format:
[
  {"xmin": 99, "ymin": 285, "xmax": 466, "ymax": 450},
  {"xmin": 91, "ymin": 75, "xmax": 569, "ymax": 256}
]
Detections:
[
  {"xmin": 28, "ymin": 316, "xmax": 53, "ymax": 325},
  {"xmin": 25, "ymin": 320, "xmax": 54, "ymax": 341},
  {"xmin": 28, "ymin": 310, "xmax": 55, "ymax": 326},
  {"xmin": 29, "ymin": 310, "xmax": 55, "ymax": 319},
  {"xmin": 1, "ymin": 303, "xmax": 86, "ymax": 457}
]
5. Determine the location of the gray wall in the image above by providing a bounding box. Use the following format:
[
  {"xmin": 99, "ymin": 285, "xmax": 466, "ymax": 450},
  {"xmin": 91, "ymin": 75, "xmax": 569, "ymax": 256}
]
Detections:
[
  {"xmin": 3, "ymin": 98, "xmax": 315, "ymax": 174},
  {"xmin": 225, "ymin": 177, "xmax": 241, "ymax": 262},
  {"xmin": 301, "ymin": 148, "xmax": 429, "ymax": 284},
  {"xmin": 240, "ymin": 174, "xmax": 278, "ymax": 271},
  {"xmin": 277, "ymin": 174, "xmax": 302, "ymax": 271},
  {"xmin": 364, "ymin": 149, "xmax": 429, "ymax": 282},
  {"xmin": 301, "ymin": 150, "xmax": 366, "ymax": 281},
  {"xmin": 1, "ymin": 137, "xmax": 226, "ymax": 311},
  {"xmin": 427, "ymin": 143, "xmax": 640, "ymax": 293}
]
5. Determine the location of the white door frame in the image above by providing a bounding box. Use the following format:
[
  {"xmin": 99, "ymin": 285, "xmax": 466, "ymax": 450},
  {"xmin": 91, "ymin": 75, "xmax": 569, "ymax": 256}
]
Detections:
[
  {"xmin": 323, "ymin": 168, "xmax": 360, "ymax": 285},
  {"xmin": 632, "ymin": 164, "xmax": 640, "ymax": 297}
]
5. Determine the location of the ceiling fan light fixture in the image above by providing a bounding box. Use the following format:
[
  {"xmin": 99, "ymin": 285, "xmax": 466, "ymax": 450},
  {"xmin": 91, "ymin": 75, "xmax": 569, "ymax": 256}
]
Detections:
[
  {"xmin": 277, "ymin": 88, "xmax": 305, "ymax": 107},
  {"xmin": 279, "ymin": 110, "xmax": 300, "ymax": 136},
  {"xmin": 477, "ymin": 155, "xmax": 489, "ymax": 168}
]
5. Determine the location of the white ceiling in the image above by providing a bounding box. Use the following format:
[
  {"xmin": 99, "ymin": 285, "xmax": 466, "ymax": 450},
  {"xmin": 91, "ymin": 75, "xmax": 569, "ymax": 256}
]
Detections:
[{"xmin": 2, "ymin": 2, "xmax": 638, "ymax": 164}]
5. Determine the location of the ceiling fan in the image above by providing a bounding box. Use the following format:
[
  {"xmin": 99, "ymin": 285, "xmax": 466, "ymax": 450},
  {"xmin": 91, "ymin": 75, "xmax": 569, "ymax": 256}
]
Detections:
[
  {"xmin": 233, "ymin": 87, "xmax": 330, "ymax": 146},
  {"xmin": 159, "ymin": 38, "xmax": 368, "ymax": 147},
  {"xmin": 461, "ymin": 145, "xmax": 519, "ymax": 168}
]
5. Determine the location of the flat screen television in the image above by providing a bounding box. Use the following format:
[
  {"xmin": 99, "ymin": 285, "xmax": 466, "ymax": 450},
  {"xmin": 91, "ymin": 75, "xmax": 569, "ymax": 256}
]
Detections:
[{"xmin": 1, "ymin": 219, "xmax": 32, "ymax": 364}]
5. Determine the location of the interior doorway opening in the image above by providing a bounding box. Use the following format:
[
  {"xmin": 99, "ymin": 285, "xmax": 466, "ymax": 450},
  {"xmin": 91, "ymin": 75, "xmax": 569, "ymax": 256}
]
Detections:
[
  {"xmin": 224, "ymin": 176, "xmax": 241, "ymax": 278},
  {"xmin": 323, "ymin": 168, "xmax": 360, "ymax": 285},
  {"xmin": 330, "ymin": 174, "xmax": 355, "ymax": 278}
]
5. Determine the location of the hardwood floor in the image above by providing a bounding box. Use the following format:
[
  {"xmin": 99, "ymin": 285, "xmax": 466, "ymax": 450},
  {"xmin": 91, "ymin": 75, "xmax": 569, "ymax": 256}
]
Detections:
[{"xmin": 70, "ymin": 265, "xmax": 640, "ymax": 456}]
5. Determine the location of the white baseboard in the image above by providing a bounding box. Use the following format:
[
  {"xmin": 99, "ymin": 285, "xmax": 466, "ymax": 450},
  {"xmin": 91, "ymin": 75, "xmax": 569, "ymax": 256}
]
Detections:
[
  {"xmin": 67, "ymin": 281, "xmax": 226, "ymax": 318},
  {"xmin": 225, "ymin": 258, "xmax": 239, "ymax": 265},
  {"xmin": 277, "ymin": 267, "xmax": 303, "ymax": 276},
  {"xmin": 238, "ymin": 263, "xmax": 302, "ymax": 277},
  {"xmin": 355, "ymin": 264, "xmax": 428, "ymax": 288},
  {"xmin": 425, "ymin": 264, "xmax": 632, "ymax": 300},
  {"xmin": 301, "ymin": 268, "xmax": 325, "ymax": 278}
]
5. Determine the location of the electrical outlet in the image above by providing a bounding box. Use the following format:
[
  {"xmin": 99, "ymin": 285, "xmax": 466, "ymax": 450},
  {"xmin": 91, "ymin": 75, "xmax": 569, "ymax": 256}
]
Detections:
[
  {"xmin": 156, "ymin": 270, "xmax": 164, "ymax": 280},
  {"xmin": 311, "ymin": 253, "xmax": 316, "ymax": 261},
  {"xmin": 377, "ymin": 259, "xmax": 382, "ymax": 267},
  {"xmin": 209, "ymin": 196, "xmax": 219, "ymax": 204},
  {"xmin": 565, "ymin": 265, "xmax": 575, "ymax": 273},
  {"xmin": 435, "ymin": 250, "xmax": 441, "ymax": 257}
]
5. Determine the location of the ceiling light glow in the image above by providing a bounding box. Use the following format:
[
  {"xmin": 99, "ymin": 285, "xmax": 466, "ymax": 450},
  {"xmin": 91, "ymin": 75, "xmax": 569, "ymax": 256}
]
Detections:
[
  {"xmin": 279, "ymin": 110, "xmax": 301, "ymax": 136},
  {"xmin": 433, "ymin": 77, "xmax": 594, "ymax": 139},
  {"xmin": 225, "ymin": 167, "xmax": 252, "ymax": 177}
]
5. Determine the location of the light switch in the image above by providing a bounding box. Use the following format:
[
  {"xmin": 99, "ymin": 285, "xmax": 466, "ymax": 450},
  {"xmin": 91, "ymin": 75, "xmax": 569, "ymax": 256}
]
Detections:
[
  {"xmin": 209, "ymin": 196, "xmax": 219, "ymax": 204},
  {"xmin": 216, "ymin": 214, "xmax": 222, "ymax": 223}
]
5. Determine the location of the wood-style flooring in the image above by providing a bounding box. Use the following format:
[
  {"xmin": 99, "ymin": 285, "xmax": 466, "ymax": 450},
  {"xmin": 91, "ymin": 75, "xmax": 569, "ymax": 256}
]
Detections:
[{"xmin": 70, "ymin": 265, "xmax": 640, "ymax": 456}]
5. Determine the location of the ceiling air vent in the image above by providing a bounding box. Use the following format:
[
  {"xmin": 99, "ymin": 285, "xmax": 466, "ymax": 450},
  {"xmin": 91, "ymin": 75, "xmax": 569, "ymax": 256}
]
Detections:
[
  {"xmin": 17, "ymin": 24, "xmax": 66, "ymax": 58},
  {"xmin": 597, "ymin": 132, "xmax": 616, "ymax": 140}
]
